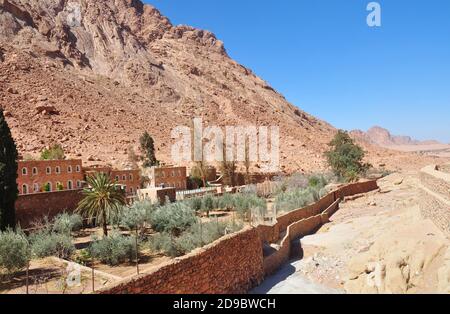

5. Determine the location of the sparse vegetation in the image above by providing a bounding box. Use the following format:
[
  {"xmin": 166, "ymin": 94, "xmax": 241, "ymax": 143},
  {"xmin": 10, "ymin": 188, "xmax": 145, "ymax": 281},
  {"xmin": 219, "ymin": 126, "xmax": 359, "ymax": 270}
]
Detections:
[
  {"xmin": 52, "ymin": 213, "xmax": 83, "ymax": 235},
  {"xmin": 40, "ymin": 144, "xmax": 65, "ymax": 160},
  {"xmin": 273, "ymin": 174, "xmax": 330, "ymax": 214},
  {"xmin": 149, "ymin": 220, "xmax": 244, "ymax": 257},
  {"xmin": 88, "ymin": 231, "xmax": 137, "ymax": 266},
  {"xmin": 29, "ymin": 231, "xmax": 75, "ymax": 259},
  {"xmin": 325, "ymin": 130, "xmax": 371, "ymax": 182},
  {"xmin": 149, "ymin": 202, "xmax": 198, "ymax": 236},
  {"xmin": 0, "ymin": 229, "xmax": 30, "ymax": 274}
]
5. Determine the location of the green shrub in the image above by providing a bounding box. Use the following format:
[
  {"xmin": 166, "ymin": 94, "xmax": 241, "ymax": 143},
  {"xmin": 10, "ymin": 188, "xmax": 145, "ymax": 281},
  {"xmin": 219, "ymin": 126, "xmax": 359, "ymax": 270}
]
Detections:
[
  {"xmin": 120, "ymin": 200, "xmax": 154, "ymax": 231},
  {"xmin": 30, "ymin": 231, "xmax": 75, "ymax": 259},
  {"xmin": 43, "ymin": 182, "xmax": 51, "ymax": 192},
  {"xmin": 324, "ymin": 130, "xmax": 371, "ymax": 182},
  {"xmin": 147, "ymin": 232, "xmax": 178, "ymax": 257},
  {"xmin": 149, "ymin": 221, "xmax": 244, "ymax": 258},
  {"xmin": 149, "ymin": 202, "xmax": 198, "ymax": 235},
  {"xmin": 52, "ymin": 213, "xmax": 83, "ymax": 234},
  {"xmin": 88, "ymin": 231, "xmax": 136, "ymax": 266},
  {"xmin": 201, "ymin": 195, "xmax": 214, "ymax": 216},
  {"xmin": 189, "ymin": 197, "xmax": 203, "ymax": 212},
  {"xmin": 40, "ymin": 144, "xmax": 65, "ymax": 160},
  {"xmin": 0, "ymin": 229, "xmax": 30, "ymax": 274}
]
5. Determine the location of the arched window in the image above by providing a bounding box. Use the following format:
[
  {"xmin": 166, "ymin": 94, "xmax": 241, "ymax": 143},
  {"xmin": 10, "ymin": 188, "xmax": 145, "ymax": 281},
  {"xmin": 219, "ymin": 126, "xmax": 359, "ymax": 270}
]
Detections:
[
  {"xmin": 130, "ymin": 187, "xmax": 133, "ymax": 193},
  {"xmin": 122, "ymin": 175, "xmax": 126, "ymax": 181},
  {"xmin": 46, "ymin": 182, "xmax": 52, "ymax": 192},
  {"xmin": 32, "ymin": 167, "xmax": 38, "ymax": 175},
  {"xmin": 76, "ymin": 165, "xmax": 81, "ymax": 172},
  {"xmin": 129, "ymin": 174, "xmax": 133, "ymax": 181},
  {"xmin": 67, "ymin": 166, "xmax": 73, "ymax": 173},
  {"xmin": 77, "ymin": 180, "xmax": 82, "ymax": 188},
  {"xmin": 22, "ymin": 184, "xmax": 28, "ymax": 195},
  {"xmin": 22, "ymin": 168, "xmax": 28, "ymax": 175},
  {"xmin": 115, "ymin": 175, "xmax": 119, "ymax": 181},
  {"xmin": 55, "ymin": 166, "xmax": 61, "ymax": 174},
  {"xmin": 33, "ymin": 183, "xmax": 39, "ymax": 193},
  {"xmin": 68, "ymin": 180, "xmax": 73, "ymax": 190},
  {"xmin": 46, "ymin": 167, "xmax": 51, "ymax": 175}
]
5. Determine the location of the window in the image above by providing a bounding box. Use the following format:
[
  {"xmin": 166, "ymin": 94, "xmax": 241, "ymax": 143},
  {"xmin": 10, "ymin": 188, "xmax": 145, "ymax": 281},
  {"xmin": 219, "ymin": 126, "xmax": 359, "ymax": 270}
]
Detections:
[
  {"xmin": 178, "ymin": 170, "xmax": 182, "ymax": 177},
  {"xmin": 55, "ymin": 166, "xmax": 61, "ymax": 174},
  {"xmin": 47, "ymin": 182, "xmax": 52, "ymax": 192},
  {"xmin": 67, "ymin": 166, "xmax": 72, "ymax": 173},
  {"xmin": 22, "ymin": 184, "xmax": 28, "ymax": 194},
  {"xmin": 122, "ymin": 175, "xmax": 126, "ymax": 181},
  {"xmin": 161, "ymin": 171, "xmax": 166, "ymax": 178},
  {"xmin": 33, "ymin": 183, "xmax": 39, "ymax": 193},
  {"xmin": 129, "ymin": 174, "xmax": 133, "ymax": 181},
  {"xmin": 76, "ymin": 165, "xmax": 81, "ymax": 172},
  {"xmin": 32, "ymin": 167, "xmax": 38, "ymax": 175},
  {"xmin": 46, "ymin": 167, "xmax": 51, "ymax": 175},
  {"xmin": 77, "ymin": 180, "xmax": 82, "ymax": 188},
  {"xmin": 115, "ymin": 175, "xmax": 119, "ymax": 181},
  {"xmin": 68, "ymin": 180, "xmax": 73, "ymax": 190},
  {"xmin": 22, "ymin": 168, "xmax": 28, "ymax": 175},
  {"xmin": 171, "ymin": 171, "xmax": 175, "ymax": 177},
  {"xmin": 130, "ymin": 187, "xmax": 133, "ymax": 193}
]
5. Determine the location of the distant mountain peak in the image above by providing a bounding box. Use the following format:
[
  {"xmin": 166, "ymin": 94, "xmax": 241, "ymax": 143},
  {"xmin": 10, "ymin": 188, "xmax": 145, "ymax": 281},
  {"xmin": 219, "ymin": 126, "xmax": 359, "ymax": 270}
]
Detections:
[{"xmin": 350, "ymin": 126, "xmax": 441, "ymax": 147}]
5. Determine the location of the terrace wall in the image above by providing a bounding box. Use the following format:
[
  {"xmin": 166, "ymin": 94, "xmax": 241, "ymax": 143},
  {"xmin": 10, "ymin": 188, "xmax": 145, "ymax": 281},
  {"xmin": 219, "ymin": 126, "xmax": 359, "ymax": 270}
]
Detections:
[
  {"xmin": 98, "ymin": 227, "xmax": 264, "ymax": 294},
  {"xmin": 419, "ymin": 165, "xmax": 450, "ymax": 236}
]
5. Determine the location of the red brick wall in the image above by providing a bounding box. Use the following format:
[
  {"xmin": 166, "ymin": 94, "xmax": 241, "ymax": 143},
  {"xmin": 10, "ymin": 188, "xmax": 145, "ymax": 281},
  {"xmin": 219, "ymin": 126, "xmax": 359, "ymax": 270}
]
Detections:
[
  {"xmin": 98, "ymin": 228, "xmax": 264, "ymax": 294},
  {"xmin": 17, "ymin": 160, "xmax": 84, "ymax": 194},
  {"xmin": 15, "ymin": 190, "xmax": 84, "ymax": 228},
  {"xmin": 151, "ymin": 167, "xmax": 187, "ymax": 190},
  {"xmin": 110, "ymin": 169, "xmax": 141, "ymax": 195}
]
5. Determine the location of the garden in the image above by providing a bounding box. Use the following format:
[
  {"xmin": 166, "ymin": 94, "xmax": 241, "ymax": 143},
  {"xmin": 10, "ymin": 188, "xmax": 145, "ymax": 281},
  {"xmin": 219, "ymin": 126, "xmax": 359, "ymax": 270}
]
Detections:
[{"xmin": 0, "ymin": 170, "xmax": 337, "ymax": 294}]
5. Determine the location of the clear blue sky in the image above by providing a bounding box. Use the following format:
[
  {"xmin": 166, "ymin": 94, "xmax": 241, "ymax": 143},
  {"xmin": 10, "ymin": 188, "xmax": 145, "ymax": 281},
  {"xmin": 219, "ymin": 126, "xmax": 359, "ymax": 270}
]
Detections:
[{"xmin": 147, "ymin": 0, "xmax": 450, "ymax": 143}]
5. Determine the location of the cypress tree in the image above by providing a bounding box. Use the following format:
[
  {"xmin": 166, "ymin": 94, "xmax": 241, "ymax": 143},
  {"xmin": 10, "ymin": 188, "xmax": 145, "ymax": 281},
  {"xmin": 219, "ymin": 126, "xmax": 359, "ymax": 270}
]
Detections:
[
  {"xmin": 0, "ymin": 108, "xmax": 18, "ymax": 230},
  {"xmin": 139, "ymin": 131, "xmax": 158, "ymax": 168}
]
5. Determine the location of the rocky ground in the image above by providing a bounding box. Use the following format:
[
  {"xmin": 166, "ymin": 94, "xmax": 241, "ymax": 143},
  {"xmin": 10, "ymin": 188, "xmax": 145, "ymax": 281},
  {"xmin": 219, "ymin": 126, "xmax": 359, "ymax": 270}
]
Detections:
[{"xmin": 255, "ymin": 172, "xmax": 449, "ymax": 294}]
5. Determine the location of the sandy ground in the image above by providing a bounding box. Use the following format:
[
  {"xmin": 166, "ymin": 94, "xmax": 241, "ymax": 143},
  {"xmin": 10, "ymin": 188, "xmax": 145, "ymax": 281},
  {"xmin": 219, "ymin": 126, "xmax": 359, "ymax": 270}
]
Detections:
[
  {"xmin": 385, "ymin": 144, "xmax": 450, "ymax": 158},
  {"xmin": 254, "ymin": 172, "xmax": 450, "ymax": 294}
]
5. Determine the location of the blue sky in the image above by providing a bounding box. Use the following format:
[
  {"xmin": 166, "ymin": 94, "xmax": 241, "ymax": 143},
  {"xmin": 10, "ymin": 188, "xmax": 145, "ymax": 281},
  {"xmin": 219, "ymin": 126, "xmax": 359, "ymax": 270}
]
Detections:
[{"xmin": 146, "ymin": 0, "xmax": 450, "ymax": 143}]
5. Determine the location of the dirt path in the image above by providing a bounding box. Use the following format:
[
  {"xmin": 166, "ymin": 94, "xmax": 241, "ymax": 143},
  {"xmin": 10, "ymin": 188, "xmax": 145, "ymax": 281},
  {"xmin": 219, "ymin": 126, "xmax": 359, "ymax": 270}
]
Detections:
[
  {"xmin": 254, "ymin": 172, "xmax": 449, "ymax": 294},
  {"xmin": 250, "ymin": 259, "xmax": 342, "ymax": 294}
]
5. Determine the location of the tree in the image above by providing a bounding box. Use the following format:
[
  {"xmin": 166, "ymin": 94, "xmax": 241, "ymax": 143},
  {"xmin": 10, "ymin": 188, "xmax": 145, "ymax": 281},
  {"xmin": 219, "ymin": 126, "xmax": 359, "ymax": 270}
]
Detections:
[
  {"xmin": 191, "ymin": 161, "xmax": 208, "ymax": 188},
  {"xmin": 220, "ymin": 143, "xmax": 237, "ymax": 187},
  {"xmin": 324, "ymin": 130, "xmax": 371, "ymax": 182},
  {"xmin": 77, "ymin": 173, "xmax": 126, "ymax": 236},
  {"xmin": 0, "ymin": 109, "xmax": 18, "ymax": 230},
  {"xmin": 40, "ymin": 144, "xmax": 65, "ymax": 160},
  {"xmin": 139, "ymin": 132, "xmax": 158, "ymax": 168}
]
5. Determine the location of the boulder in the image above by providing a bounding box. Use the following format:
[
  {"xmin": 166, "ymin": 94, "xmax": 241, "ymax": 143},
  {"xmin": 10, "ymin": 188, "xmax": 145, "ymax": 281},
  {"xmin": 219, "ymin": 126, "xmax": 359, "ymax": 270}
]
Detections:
[{"xmin": 35, "ymin": 103, "xmax": 59, "ymax": 115}]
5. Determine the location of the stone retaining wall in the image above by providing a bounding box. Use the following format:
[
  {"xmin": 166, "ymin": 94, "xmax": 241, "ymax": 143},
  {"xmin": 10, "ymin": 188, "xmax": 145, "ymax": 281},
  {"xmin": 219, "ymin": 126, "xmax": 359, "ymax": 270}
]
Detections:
[
  {"xmin": 420, "ymin": 165, "xmax": 450, "ymax": 236},
  {"xmin": 98, "ymin": 227, "xmax": 264, "ymax": 294}
]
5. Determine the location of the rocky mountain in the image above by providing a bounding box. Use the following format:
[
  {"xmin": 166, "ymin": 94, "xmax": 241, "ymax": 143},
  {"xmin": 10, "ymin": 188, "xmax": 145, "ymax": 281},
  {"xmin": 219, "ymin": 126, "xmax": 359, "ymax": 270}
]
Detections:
[
  {"xmin": 0, "ymin": 0, "xmax": 443, "ymax": 173},
  {"xmin": 350, "ymin": 126, "xmax": 440, "ymax": 147}
]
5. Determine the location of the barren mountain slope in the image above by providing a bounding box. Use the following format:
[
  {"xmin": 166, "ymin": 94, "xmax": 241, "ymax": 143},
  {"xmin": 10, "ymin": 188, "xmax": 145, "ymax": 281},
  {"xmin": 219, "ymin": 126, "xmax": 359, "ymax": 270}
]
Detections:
[{"xmin": 0, "ymin": 0, "xmax": 443, "ymax": 172}]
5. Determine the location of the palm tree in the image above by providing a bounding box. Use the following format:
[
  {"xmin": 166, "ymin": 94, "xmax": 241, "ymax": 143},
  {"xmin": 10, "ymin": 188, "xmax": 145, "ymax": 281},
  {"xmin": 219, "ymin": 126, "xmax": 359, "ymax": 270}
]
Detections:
[{"xmin": 77, "ymin": 173, "xmax": 126, "ymax": 236}]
